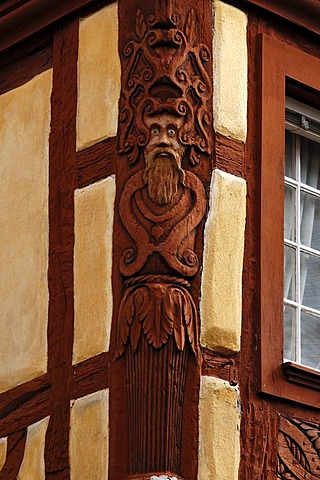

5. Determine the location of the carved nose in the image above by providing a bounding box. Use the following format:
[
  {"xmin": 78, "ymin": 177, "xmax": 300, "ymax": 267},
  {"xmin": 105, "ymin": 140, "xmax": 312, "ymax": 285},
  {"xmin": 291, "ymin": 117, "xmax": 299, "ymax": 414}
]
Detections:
[
  {"xmin": 158, "ymin": 141, "xmax": 170, "ymax": 147},
  {"xmin": 157, "ymin": 131, "xmax": 170, "ymax": 145}
]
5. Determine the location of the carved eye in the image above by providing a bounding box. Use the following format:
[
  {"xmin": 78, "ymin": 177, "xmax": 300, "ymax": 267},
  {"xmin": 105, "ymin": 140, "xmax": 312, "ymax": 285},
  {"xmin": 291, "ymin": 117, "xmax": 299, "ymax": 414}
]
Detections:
[
  {"xmin": 151, "ymin": 127, "xmax": 159, "ymax": 136},
  {"xmin": 168, "ymin": 128, "xmax": 176, "ymax": 137}
]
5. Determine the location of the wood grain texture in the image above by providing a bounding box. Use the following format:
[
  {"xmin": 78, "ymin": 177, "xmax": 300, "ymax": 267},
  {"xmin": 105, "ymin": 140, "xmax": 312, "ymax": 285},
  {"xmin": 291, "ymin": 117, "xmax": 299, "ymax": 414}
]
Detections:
[
  {"xmin": 278, "ymin": 416, "xmax": 320, "ymax": 479},
  {"xmin": 0, "ymin": 0, "xmax": 98, "ymax": 53},
  {"xmin": 76, "ymin": 136, "xmax": 116, "ymax": 188},
  {"xmin": 238, "ymin": 11, "xmax": 320, "ymax": 480},
  {"xmin": 73, "ymin": 353, "xmax": 109, "ymax": 400},
  {"xmin": 0, "ymin": 32, "xmax": 52, "ymax": 95},
  {"xmin": 214, "ymin": 133, "xmax": 244, "ymax": 178},
  {"xmin": 0, "ymin": 430, "xmax": 27, "ymax": 479},
  {"xmin": 45, "ymin": 19, "xmax": 79, "ymax": 479},
  {"xmin": 109, "ymin": 1, "xmax": 213, "ymax": 479},
  {"xmin": 201, "ymin": 349, "xmax": 238, "ymax": 385},
  {"xmin": 239, "ymin": 0, "xmax": 320, "ymax": 36}
]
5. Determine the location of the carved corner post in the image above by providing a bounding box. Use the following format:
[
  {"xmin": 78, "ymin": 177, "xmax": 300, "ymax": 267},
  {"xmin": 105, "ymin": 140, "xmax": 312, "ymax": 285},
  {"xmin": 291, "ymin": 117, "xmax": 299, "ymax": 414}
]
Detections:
[{"xmin": 110, "ymin": 1, "xmax": 213, "ymax": 479}]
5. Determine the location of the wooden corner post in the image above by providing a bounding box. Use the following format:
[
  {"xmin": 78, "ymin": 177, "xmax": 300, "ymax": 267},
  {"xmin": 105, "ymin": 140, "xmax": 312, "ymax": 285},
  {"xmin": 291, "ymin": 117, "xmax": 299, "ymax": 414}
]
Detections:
[{"xmin": 109, "ymin": 1, "xmax": 213, "ymax": 478}]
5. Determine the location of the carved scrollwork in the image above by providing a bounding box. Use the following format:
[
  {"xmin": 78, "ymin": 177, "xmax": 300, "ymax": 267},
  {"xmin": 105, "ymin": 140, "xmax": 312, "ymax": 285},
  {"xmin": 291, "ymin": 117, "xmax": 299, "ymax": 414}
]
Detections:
[
  {"xmin": 118, "ymin": 169, "xmax": 206, "ymax": 277},
  {"xmin": 277, "ymin": 416, "xmax": 320, "ymax": 479},
  {"xmin": 118, "ymin": 2, "xmax": 212, "ymax": 165}
]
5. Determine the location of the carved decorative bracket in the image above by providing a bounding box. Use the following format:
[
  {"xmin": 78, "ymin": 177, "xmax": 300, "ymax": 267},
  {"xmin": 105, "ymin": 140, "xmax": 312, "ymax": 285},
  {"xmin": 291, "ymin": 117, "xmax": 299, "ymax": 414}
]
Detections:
[
  {"xmin": 113, "ymin": 1, "xmax": 213, "ymax": 478},
  {"xmin": 118, "ymin": 0, "xmax": 212, "ymax": 166}
]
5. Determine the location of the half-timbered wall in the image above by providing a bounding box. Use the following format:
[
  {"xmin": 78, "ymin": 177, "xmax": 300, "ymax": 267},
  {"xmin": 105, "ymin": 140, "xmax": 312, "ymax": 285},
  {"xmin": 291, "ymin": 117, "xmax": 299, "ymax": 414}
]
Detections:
[{"xmin": 1, "ymin": 0, "xmax": 319, "ymax": 479}]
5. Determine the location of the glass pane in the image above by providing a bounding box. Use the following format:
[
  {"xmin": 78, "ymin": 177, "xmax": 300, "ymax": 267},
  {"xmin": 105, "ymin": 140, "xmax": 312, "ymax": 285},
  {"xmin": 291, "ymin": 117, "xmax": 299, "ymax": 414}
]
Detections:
[
  {"xmin": 284, "ymin": 304, "xmax": 296, "ymax": 362},
  {"xmin": 300, "ymin": 137, "xmax": 320, "ymax": 189},
  {"xmin": 284, "ymin": 184, "xmax": 295, "ymax": 241},
  {"xmin": 285, "ymin": 130, "xmax": 295, "ymax": 179},
  {"xmin": 300, "ymin": 251, "xmax": 320, "ymax": 310},
  {"xmin": 300, "ymin": 191, "xmax": 320, "ymax": 251},
  {"xmin": 284, "ymin": 245, "xmax": 296, "ymax": 301},
  {"xmin": 301, "ymin": 310, "xmax": 320, "ymax": 369}
]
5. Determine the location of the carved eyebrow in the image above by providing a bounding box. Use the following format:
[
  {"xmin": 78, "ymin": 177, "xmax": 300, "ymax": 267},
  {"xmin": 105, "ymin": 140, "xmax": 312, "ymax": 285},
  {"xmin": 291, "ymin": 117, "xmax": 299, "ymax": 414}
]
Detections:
[{"xmin": 149, "ymin": 123, "xmax": 161, "ymax": 130}]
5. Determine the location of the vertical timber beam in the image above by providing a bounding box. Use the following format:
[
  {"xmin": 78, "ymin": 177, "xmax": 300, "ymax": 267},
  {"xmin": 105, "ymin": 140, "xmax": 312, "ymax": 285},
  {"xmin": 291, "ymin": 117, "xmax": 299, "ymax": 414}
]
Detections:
[
  {"xmin": 109, "ymin": 1, "xmax": 213, "ymax": 479},
  {"xmin": 45, "ymin": 19, "xmax": 79, "ymax": 479}
]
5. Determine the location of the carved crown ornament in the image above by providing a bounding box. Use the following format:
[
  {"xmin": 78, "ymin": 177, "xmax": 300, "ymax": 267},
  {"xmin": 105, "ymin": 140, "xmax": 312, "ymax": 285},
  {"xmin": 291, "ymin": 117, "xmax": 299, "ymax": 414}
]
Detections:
[{"xmin": 118, "ymin": 0, "xmax": 212, "ymax": 166}]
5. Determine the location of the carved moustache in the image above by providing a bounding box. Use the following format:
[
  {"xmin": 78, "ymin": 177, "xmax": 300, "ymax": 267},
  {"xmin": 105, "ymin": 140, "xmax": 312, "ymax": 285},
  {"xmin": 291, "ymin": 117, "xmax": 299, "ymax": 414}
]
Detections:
[{"xmin": 143, "ymin": 147, "xmax": 185, "ymax": 205}]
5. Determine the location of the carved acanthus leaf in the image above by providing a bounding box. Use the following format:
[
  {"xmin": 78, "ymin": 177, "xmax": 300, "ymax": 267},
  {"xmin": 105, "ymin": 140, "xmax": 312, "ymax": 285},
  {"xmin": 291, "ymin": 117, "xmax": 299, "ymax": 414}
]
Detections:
[
  {"xmin": 115, "ymin": 279, "xmax": 199, "ymax": 358},
  {"xmin": 185, "ymin": 9, "xmax": 196, "ymax": 45},
  {"xmin": 135, "ymin": 9, "xmax": 147, "ymax": 41},
  {"xmin": 277, "ymin": 416, "xmax": 320, "ymax": 480}
]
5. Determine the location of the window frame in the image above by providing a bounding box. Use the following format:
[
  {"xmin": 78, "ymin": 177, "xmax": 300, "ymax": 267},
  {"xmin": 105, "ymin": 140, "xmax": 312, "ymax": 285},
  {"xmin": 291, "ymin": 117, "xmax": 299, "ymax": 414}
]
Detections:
[{"xmin": 259, "ymin": 33, "xmax": 320, "ymax": 407}]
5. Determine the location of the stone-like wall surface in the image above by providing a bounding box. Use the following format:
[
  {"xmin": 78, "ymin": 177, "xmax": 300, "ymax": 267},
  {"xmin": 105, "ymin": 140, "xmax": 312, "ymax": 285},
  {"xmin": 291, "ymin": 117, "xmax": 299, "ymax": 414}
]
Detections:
[
  {"xmin": 73, "ymin": 177, "xmax": 116, "ymax": 364},
  {"xmin": 213, "ymin": 0, "xmax": 247, "ymax": 142},
  {"xmin": 198, "ymin": 377, "xmax": 241, "ymax": 480},
  {"xmin": 69, "ymin": 390, "xmax": 109, "ymax": 480},
  {"xmin": 77, "ymin": 2, "xmax": 121, "ymax": 150},
  {"xmin": 0, "ymin": 70, "xmax": 52, "ymax": 393}
]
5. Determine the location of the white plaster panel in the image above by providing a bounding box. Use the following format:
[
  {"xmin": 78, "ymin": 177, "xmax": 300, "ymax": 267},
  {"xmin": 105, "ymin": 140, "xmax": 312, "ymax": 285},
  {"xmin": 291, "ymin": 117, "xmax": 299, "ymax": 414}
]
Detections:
[
  {"xmin": 200, "ymin": 169, "xmax": 246, "ymax": 354},
  {"xmin": 70, "ymin": 390, "xmax": 109, "ymax": 480},
  {"xmin": 198, "ymin": 376, "xmax": 240, "ymax": 480},
  {"xmin": 0, "ymin": 70, "xmax": 52, "ymax": 393},
  {"xmin": 73, "ymin": 177, "xmax": 115, "ymax": 364},
  {"xmin": 18, "ymin": 417, "xmax": 49, "ymax": 480},
  {"xmin": 213, "ymin": 1, "xmax": 248, "ymax": 142},
  {"xmin": 77, "ymin": 3, "xmax": 121, "ymax": 150}
]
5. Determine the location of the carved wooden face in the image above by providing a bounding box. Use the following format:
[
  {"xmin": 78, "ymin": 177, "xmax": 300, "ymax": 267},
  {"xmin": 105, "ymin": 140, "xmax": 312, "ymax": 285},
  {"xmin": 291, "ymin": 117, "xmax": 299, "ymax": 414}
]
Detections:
[
  {"xmin": 143, "ymin": 113, "xmax": 184, "ymax": 160},
  {"xmin": 142, "ymin": 113, "xmax": 186, "ymax": 205}
]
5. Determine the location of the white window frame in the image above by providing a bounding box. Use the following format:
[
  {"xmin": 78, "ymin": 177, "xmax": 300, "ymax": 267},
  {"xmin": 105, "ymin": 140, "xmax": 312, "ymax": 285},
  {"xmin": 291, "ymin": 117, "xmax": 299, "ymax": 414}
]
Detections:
[{"xmin": 284, "ymin": 97, "xmax": 320, "ymax": 370}]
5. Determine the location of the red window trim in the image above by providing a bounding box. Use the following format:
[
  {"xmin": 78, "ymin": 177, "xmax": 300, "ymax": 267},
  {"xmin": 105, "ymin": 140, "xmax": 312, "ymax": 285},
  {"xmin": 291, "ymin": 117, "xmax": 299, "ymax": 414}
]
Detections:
[{"xmin": 259, "ymin": 33, "xmax": 320, "ymax": 408}]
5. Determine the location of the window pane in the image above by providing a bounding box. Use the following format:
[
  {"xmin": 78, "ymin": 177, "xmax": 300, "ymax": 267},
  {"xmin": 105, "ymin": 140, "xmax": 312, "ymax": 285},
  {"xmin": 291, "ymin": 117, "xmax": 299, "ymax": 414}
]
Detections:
[
  {"xmin": 285, "ymin": 184, "xmax": 295, "ymax": 241},
  {"xmin": 284, "ymin": 305, "xmax": 296, "ymax": 362},
  {"xmin": 300, "ymin": 251, "xmax": 320, "ymax": 310},
  {"xmin": 300, "ymin": 137, "xmax": 320, "ymax": 189},
  {"xmin": 301, "ymin": 310, "xmax": 320, "ymax": 369},
  {"xmin": 284, "ymin": 245, "xmax": 296, "ymax": 301},
  {"xmin": 300, "ymin": 191, "xmax": 320, "ymax": 250},
  {"xmin": 285, "ymin": 130, "xmax": 295, "ymax": 179}
]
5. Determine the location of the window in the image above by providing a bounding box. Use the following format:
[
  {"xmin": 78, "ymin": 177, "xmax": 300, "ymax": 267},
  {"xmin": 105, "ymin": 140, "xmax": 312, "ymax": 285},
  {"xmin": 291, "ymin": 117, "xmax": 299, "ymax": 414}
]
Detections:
[
  {"xmin": 284, "ymin": 99, "xmax": 320, "ymax": 372},
  {"xmin": 259, "ymin": 34, "xmax": 320, "ymax": 407}
]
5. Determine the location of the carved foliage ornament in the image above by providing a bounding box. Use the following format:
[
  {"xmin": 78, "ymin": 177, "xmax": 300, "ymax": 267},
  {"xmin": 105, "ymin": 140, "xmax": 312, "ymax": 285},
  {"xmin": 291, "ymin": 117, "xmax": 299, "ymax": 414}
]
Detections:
[
  {"xmin": 118, "ymin": 0, "xmax": 212, "ymax": 165},
  {"xmin": 277, "ymin": 416, "xmax": 320, "ymax": 479}
]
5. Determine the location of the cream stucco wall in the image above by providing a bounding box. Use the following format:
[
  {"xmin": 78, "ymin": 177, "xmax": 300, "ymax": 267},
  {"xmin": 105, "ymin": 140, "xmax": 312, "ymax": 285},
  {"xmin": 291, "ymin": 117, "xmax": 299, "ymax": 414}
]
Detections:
[
  {"xmin": 18, "ymin": 417, "xmax": 49, "ymax": 480},
  {"xmin": 213, "ymin": 1, "xmax": 247, "ymax": 142},
  {"xmin": 70, "ymin": 390, "xmax": 109, "ymax": 480},
  {"xmin": 0, "ymin": 438, "xmax": 7, "ymax": 471},
  {"xmin": 77, "ymin": 3, "xmax": 121, "ymax": 150},
  {"xmin": 73, "ymin": 177, "xmax": 116, "ymax": 364},
  {"xmin": 200, "ymin": 169, "xmax": 246, "ymax": 354},
  {"xmin": 198, "ymin": 377, "xmax": 240, "ymax": 480},
  {"xmin": 0, "ymin": 70, "xmax": 52, "ymax": 393}
]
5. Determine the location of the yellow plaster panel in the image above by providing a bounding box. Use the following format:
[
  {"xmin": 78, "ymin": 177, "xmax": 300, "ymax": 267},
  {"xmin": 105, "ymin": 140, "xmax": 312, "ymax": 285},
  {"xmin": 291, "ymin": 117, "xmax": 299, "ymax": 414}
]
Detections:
[
  {"xmin": 213, "ymin": 1, "xmax": 247, "ymax": 142},
  {"xmin": 198, "ymin": 377, "xmax": 240, "ymax": 480},
  {"xmin": 201, "ymin": 169, "xmax": 246, "ymax": 354},
  {"xmin": 77, "ymin": 3, "xmax": 121, "ymax": 150},
  {"xmin": 0, "ymin": 70, "xmax": 52, "ymax": 393},
  {"xmin": 73, "ymin": 177, "xmax": 115, "ymax": 364},
  {"xmin": 70, "ymin": 390, "xmax": 109, "ymax": 480},
  {"xmin": 18, "ymin": 417, "xmax": 49, "ymax": 480},
  {"xmin": 0, "ymin": 438, "xmax": 7, "ymax": 471}
]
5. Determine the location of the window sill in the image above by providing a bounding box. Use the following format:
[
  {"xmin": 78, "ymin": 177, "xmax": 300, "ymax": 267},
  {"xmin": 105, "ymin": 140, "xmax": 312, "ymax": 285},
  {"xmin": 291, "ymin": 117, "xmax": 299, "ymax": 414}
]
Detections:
[{"xmin": 282, "ymin": 361, "xmax": 320, "ymax": 391}]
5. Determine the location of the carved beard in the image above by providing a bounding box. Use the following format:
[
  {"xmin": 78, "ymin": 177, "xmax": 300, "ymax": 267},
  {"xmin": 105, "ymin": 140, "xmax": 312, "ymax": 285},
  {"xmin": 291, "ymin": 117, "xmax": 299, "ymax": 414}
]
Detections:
[{"xmin": 143, "ymin": 147, "xmax": 185, "ymax": 205}]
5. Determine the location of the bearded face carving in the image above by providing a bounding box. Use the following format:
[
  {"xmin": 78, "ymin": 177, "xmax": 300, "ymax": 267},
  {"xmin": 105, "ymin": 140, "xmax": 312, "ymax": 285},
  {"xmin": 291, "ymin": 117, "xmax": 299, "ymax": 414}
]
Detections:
[
  {"xmin": 114, "ymin": 1, "xmax": 212, "ymax": 476},
  {"xmin": 143, "ymin": 113, "xmax": 186, "ymax": 205}
]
